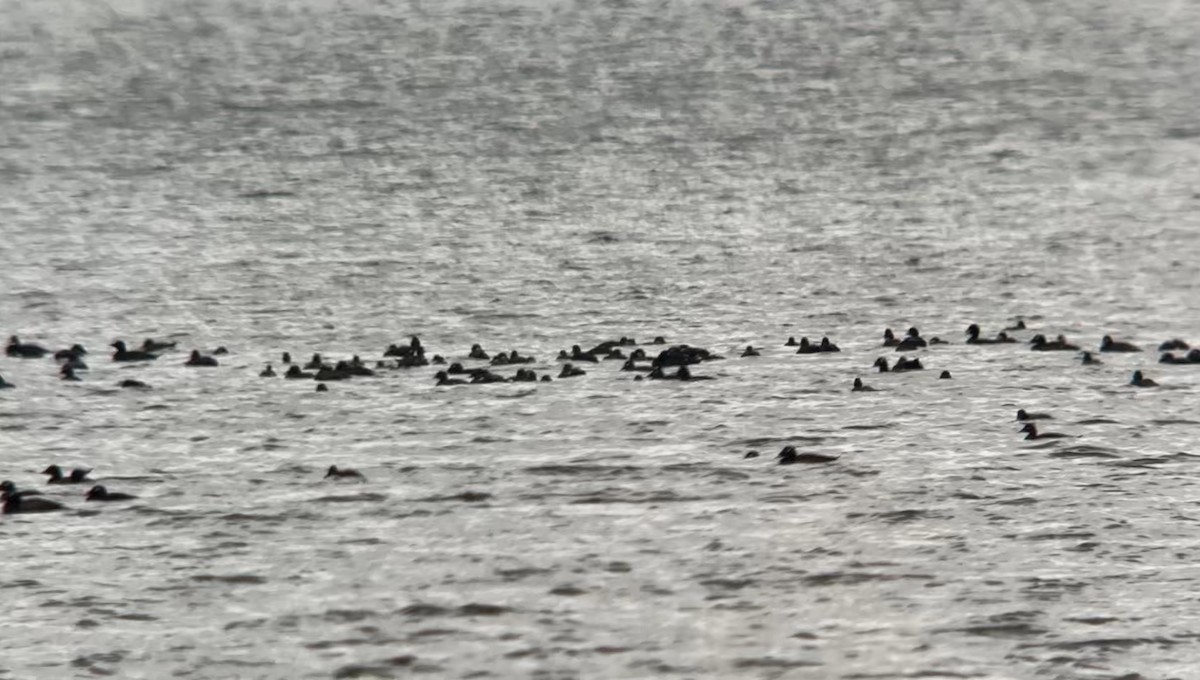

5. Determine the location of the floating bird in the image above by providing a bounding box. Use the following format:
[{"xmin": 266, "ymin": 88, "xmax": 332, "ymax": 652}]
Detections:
[
  {"xmin": 1016, "ymin": 409, "xmax": 1051, "ymax": 421},
  {"xmin": 852, "ymin": 377, "xmax": 876, "ymax": 392},
  {"xmin": 325, "ymin": 465, "xmax": 365, "ymax": 480},
  {"xmin": 776, "ymin": 445, "xmax": 838, "ymax": 465},
  {"xmin": 1020, "ymin": 423, "xmax": 1070, "ymax": 440},
  {"xmin": 1101, "ymin": 335, "xmax": 1141, "ymax": 353},
  {"xmin": 85, "ymin": 485, "xmax": 137, "ymax": 501},
  {"xmin": 43, "ymin": 465, "xmax": 92, "ymax": 484},
  {"xmin": 1130, "ymin": 370, "xmax": 1158, "ymax": 387},
  {"xmin": 111, "ymin": 341, "xmax": 157, "ymax": 362},
  {"xmin": 185, "ymin": 350, "xmax": 219, "ymax": 367},
  {"xmin": 6, "ymin": 336, "xmax": 49, "ymax": 358},
  {"xmin": 3, "ymin": 495, "xmax": 65, "ymax": 514}
]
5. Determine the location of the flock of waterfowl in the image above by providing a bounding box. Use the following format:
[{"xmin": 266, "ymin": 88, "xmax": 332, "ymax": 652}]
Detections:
[{"xmin": 2, "ymin": 322, "xmax": 1197, "ymax": 511}]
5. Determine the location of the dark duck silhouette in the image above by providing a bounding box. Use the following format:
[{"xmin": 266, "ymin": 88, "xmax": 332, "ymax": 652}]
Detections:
[
  {"xmin": 468, "ymin": 344, "xmax": 490, "ymax": 361},
  {"xmin": 1030, "ymin": 334, "xmax": 1079, "ymax": 351},
  {"xmin": 0, "ymin": 480, "xmax": 41, "ymax": 499},
  {"xmin": 795, "ymin": 337, "xmax": 820, "ymax": 354},
  {"xmin": 325, "ymin": 465, "xmax": 365, "ymax": 480},
  {"xmin": 894, "ymin": 327, "xmax": 928, "ymax": 351},
  {"xmin": 85, "ymin": 485, "xmax": 137, "ymax": 501},
  {"xmin": 285, "ymin": 365, "xmax": 315, "ymax": 379},
  {"xmin": 1080, "ymin": 351, "xmax": 1103, "ymax": 365},
  {"xmin": 1130, "ymin": 370, "xmax": 1158, "ymax": 387},
  {"xmin": 259, "ymin": 364, "xmax": 276, "ymax": 377},
  {"xmin": 434, "ymin": 371, "xmax": 468, "ymax": 385},
  {"xmin": 965, "ymin": 324, "xmax": 1003, "ymax": 345},
  {"xmin": 741, "ymin": 346, "xmax": 760, "ymax": 357},
  {"xmin": 54, "ymin": 344, "xmax": 87, "ymax": 361},
  {"xmin": 1016, "ymin": 409, "xmax": 1051, "ymax": 421},
  {"xmin": 852, "ymin": 377, "xmax": 876, "ymax": 392},
  {"xmin": 0, "ymin": 375, "xmax": 14, "ymax": 389},
  {"xmin": 1100, "ymin": 335, "xmax": 1141, "ymax": 353},
  {"xmin": 185, "ymin": 350, "xmax": 219, "ymax": 367},
  {"xmin": 1159, "ymin": 339, "xmax": 1190, "ymax": 352},
  {"xmin": 142, "ymin": 338, "xmax": 177, "ymax": 352},
  {"xmin": 4, "ymin": 494, "xmax": 65, "ymax": 514},
  {"xmin": 6, "ymin": 336, "xmax": 49, "ymax": 358},
  {"xmin": 1020, "ymin": 423, "xmax": 1070, "ymax": 440},
  {"xmin": 111, "ymin": 341, "xmax": 158, "ymax": 362},
  {"xmin": 819, "ymin": 337, "xmax": 840, "ymax": 352},
  {"xmin": 776, "ymin": 445, "xmax": 838, "ymax": 465},
  {"xmin": 784, "ymin": 336, "xmax": 798, "ymax": 347},
  {"xmin": 43, "ymin": 465, "xmax": 92, "ymax": 484},
  {"xmin": 882, "ymin": 329, "xmax": 900, "ymax": 347},
  {"xmin": 60, "ymin": 365, "xmax": 81, "ymax": 381},
  {"xmin": 559, "ymin": 363, "xmax": 587, "ymax": 378},
  {"xmin": 119, "ymin": 379, "xmax": 151, "ymax": 389}
]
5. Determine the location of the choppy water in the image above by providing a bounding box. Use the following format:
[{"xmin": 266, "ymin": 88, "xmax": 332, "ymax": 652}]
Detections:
[{"xmin": 2, "ymin": 0, "xmax": 1200, "ymax": 677}]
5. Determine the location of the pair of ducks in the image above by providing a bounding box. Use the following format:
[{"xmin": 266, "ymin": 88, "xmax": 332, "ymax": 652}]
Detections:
[{"xmin": 744, "ymin": 446, "xmax": 838, "ymax": 465}]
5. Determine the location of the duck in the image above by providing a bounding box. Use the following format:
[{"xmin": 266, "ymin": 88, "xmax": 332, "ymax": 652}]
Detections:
[
  {"xmin": 938, "ymin": 370, "xmax": 952, "ymax": 379},
  {"xmin": 0, "ymin": 480, "xmax": 41, "ymax": 499},
  {"xmin": 469, "ymin": 370, "xmax": 509, "ymax": 384},
  {"xmin": 1159, "ymin": 352, "xmax": 1192, "ymax": 365},
  {"xmin": 882, "ymin": 329, "xmax": 900, "ymax": 347},
  {"xmin": 434, "ymin": 371, "xmax": 467, "ymax": 386},
  {"xmin": 894, "ymin": 327, "xmax": 927, "ymax": 351},
  {"xmin": 1020, "ymin": 423, "xmax": 1070, "ymax": 440},
  {"xmin": 185, "ymin": 350, "xmax": 219, "ymax": 367},
  {"xmin": 965, "ymin": 324, "xmax": 1001, "ymax": 345},
  {"xmin": 60, "ymin": 353, "xmax": 88, "ymax": 370},
  {"xmin": 511, "ymin": 368, "xmax": 539, "ymax": 382},
  {"xmin": 1080, "ymin": 351, "xmax": 1103, "ymax": 365},
  {"xmin": 3, "ymin": 494, "xmax": 65, "ymax": 514},
  {"xmin": 569, "ymin": 345, "xmax": 600, "ymax": 363},
  {"xmin": 212, "ymin": 346, "xmax": 229, "ymax": 356},
  {"xmin": 281, "ymin": 352, "xmax": 293, "ymax": 364},
  {"xmin": 60, "ymin": 365, "xmax": 81, "ymax": 381},
  {"xmin": 324, "ymin": 465, "xmax": 365, "ymax": 480},
  {"xmin": 315, "ymin": 384, "xmax": 329, "ymax": 392},
  {"xmin": 6, "ymin": 336, "xmax": 49, "ymax": 358},
  {"xmin": 118, "ymin": 379, "xmax": 151, "ymax": 390},
  {"xmin": 259, "ymin": 364, "xmax": 276, "ymax": 377},
  {"xmin": 652, "ymin": 336, "xmax": 667, "ymax": 344},
  {"xmin": 85, "ymin": 485, "xmax": 137, "ymax": 501},
  {"xmin": 142, "ymin": 338, "xmax": 177, "ymax": 352},
  {"xmin": 1004, "ymin": 320, "xmax": 1027, "ymax": 331},
  {"xmin": 54, "ymin": 344, "xmax": 88, "ymax": 360},
  {"xmin": 285, "ymin": 365, "xmax": 315, "ymax": 380},
  {"xmin": 1029, "ymin": 334, "xmax": 1079, "ymax": 351},
  {"xmin": 795, "ymin": 337, "xmax": 820, "ymax": 354},
  {"xmin": 819, "ymin": 337, "xmax": 840, "ymax": 352},
  {"xmin": 851, "ymin": 377, "xmax": 876, "ymax": 392},
  {"xmin": 1016, "ymin": 409, "xmax": 1052, "ymax": 421},
  {"xmin": 676, "ymin": 365, "xmax": 714, "ymax": 381},
  {"xmin": 0, "ymin": 375, "xmax": 13, "ymax": 389},
  {"xmin": 111, "ymin": 341, "xmax": 158, "ymax": 362},
  {"xmin": 1159, "ymin": 339, "xmax": 1190, "ymax": 352},
  {"xmin": 468, "ymin": 344, "xmax": 490, "ymax": 361},
  {"xmin": 43, "ymin": 465, "xmax": 92, "ymax": 484},
  {"xmin": 430, "ymin": 355, "xmax": 447, "ymax": 365},
  {"xmin": 884, "ymin": 356, "xmax": 923, "ymax": 372},
  {"xmin": 620, "ymin": 359, "xmax": 652, "ymax": 373},
  {"xmin": 776, "ymin": 445, "xmax": 838, "ymax": 465},
  {"xmin": 558, "ymin": 363, "xmax": 586, "ymax": 378},
  {"xmin": 1100, "ymin": 335, "xmax": 1141, "ymax": 353},
  {"xmin": 873, "ymin": 357, "xmax": 891, "ymax": 373},
  {"xmin": 740, "ymin": 346, "xmax": 761, "ymax": 357},
  {"xmin": 304, "ymin": 353, "xmax": 327, "ymax": 370},
  {"xmin": 1130, "ymin": 370, "xmax": 1158, "ymax": 387},
  {"xmin": 784, "ymin": 336, "xmax": 798, "ymax": 347},
  {"xmin": 994, "ymin": 331, "xmax": 1017, "ymax": 343}
]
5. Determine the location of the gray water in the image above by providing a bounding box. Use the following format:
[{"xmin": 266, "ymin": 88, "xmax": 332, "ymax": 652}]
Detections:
[{"xmin": 2, "ymin": 0, "xmax": 1200, "ymax": 677}]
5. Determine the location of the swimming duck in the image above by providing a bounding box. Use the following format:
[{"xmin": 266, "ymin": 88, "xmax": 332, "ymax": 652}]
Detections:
[
  {"xmin": 873, "ymin": 357, "xmax": 891, "ymax": 373},
  {"xmin": 185, "ymin": 350, "xmax": 219, "ymax": 367},
  {"xmin": 559, "ymin": 363, "xmax": 586, "ymax": 378},
  {"xmin": 1080, "ymin": 351, "xmax": 1103, "ymax": 365},
  {"xmin": 259, "ymin": 364, "xmax": 276, "ymax": 377},
  {"xmin": 1130, "ymin": 370, "xmax": 1158, "ymax": 387},
  {"xmin": 430, "ymin": 354, "xmax": 446, "ymax": 365},
  {"xmin": 890, "ymin": 356, "xmax": 924, "ymax": 372},
  {"xmin": 894, "ymin": 327, "xmax": 927, "ymax": 351},
  {"xmin": 3, "ymin": 494, "xmax": 65, "ymax": 514},
  {"xmin": 882, "ymin": 329, "xmax": 900, "ymax": 347},
  {"xmin": 0, "ymin": 480, "xmax": 41, "ymax": 499},
  {"xmin": 570, "ymin": 345, "xmax": 600, "ymax": 363},
  {"xmin": 85, "ymin": 485, "xmax": 137, "ymax": 501},
  {"xmin": 54, "ymin": 344, "xmax": 87, "ymax": 360},
  {"xmin": 741, "ymin": 346, "xmax": 760, "ymax": 357},
  {"xmin": 281, "ymin": 352, "xmax": 293, "ymax": 364},
  {"xmin": 784, "ymin": 336, "xmax": 798, "ymax": 347},
  {"xmin": 819, "ymin": 337, "xmax": 840, "ymax": 352},
  {"xmin": 1004, "ymin": 320, "xmax": 1027, "ymax": 331},
  {"xmin": 43, "ymin": 465, "xmax": 92, "ymax": 484},
  {"xmin": 1159, "ymin": 352, "xmax": 1192, "ymax": 365},
  {"xmin": 965, "ymin": 324, "xmax": 1001, "ymax": 345},
  {"xmin": 652, "ymin": 336, "xmax": 667, "ymax": 344},
  {"xmin": 512, "ymin": 368, "xmax": 539, "ymax": 382},
  {"xmin": 1020, "ymin": 423, "xmax": 1070, "ymax": 440},
  {"xmin": 315, "ymin": 384, "xmax": 329, "ymax": 392},
  {"xmin": 325, "ymin": 465, "xmax": 365, "ymax": 480},
  {"xmin": 434, "ymin": 371, "xmax": 467, "ymax": 385},
  {"xmin": 851, "ymin": 377, "xmax": 876, "ymax": 392},
  {"xmin": 1159, "ymin": 339, "xmax": 1190, "ymax": 352},
  {"xmin": 304, "ymin": 353, "xmax": 327, "ymax": 370},
  {"xmin": 212, "ymin": 346, "xmax": 229, "ymax": 356},
  {"xmin": 470, "ymin": 371, "xmax": 508, "ymax": 384},
  {"xmin": 938, "ymin": 370, "xmax": 952, "ymax": 379},
  {"xmin": 620, "ymin": 359, "xmax": 652, "ymax": 373},
  {"xmin": 795, "ymin": 337, "xmax": 820, "ymax": 354},
  {"xmin": 1101, "ymin": 335, "xmax": 1141, "ymax": 353},
  {"xmin": 285, "ymin": 365, "xmax": 315, "ymax": 379},
  {"xmin": 776, "ymin": 445, "xmax": 838, "ymax": 465},
  {"xmin": 1029, "ymin": 334, "xmax": 1079, "ymax": 351},
  {"xmin": 111, "ymin": 341, "xmax": 158, "ymax": 362},
  {"xmin": 676, "ymin": 365, "xmax": 714, "ymax": 381},
  {"xmin": 118, "ymin": 379, "xmax": 151, "ymax": 390},
  {"xmin": 6, "ymin": 336, "xmax": 49, "ymax": 358},
  {"xmin": 1016, "ymin": 409, "xmax": 1051, "ymax": 421},
  {"xmin": 0, "ymin": 375, "xmax": 13, "ymax": 389},
  {"xmin": 60, "ymin": 365, "xmax": 81, "ymax": 381},
  {"xmin": 142, "ymin": 338, "xmax": 177, "ymax": 352},
  {"xmin": 468, "ymin": 344, "xmax": 490, "ymax": 361}
]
